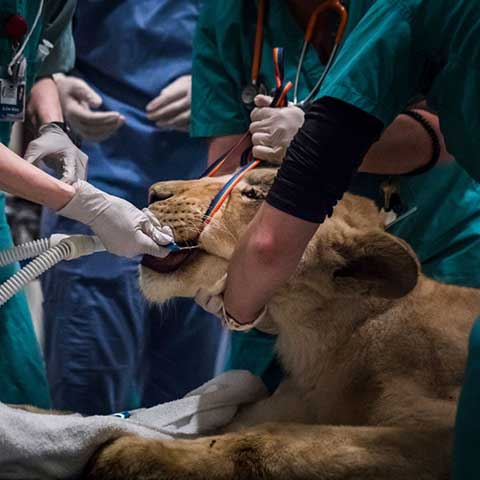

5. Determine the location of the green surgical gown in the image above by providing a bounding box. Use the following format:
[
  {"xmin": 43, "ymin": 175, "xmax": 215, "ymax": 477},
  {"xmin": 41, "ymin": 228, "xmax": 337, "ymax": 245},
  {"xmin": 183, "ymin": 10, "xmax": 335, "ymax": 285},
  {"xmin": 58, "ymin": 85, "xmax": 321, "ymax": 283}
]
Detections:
[{"xmin": 192, "ymin": 0, "xmax": 480, "ymax": 396}]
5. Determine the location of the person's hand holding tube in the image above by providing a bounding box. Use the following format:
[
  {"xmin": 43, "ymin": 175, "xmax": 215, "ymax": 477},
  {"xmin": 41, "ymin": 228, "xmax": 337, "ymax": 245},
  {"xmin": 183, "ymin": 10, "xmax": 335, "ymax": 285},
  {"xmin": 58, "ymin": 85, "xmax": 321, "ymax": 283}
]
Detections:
[
  {"xmin": 249, "ymin": 95, "xmax": 305, "ymax": 163},
  {"xmin": 57, "ymin": 181, "xmax": 174, "ymax": 258},
  {"xmin": 0, "ymin": 143, "xmax": 172, "ymax": 259},
  {"xmin": 55, "ymin": 74, "xmax": 125, "ymax": 142},
  {"xmin": 146, "ymin": 75, "xmax": 192, "ymax": 132}
]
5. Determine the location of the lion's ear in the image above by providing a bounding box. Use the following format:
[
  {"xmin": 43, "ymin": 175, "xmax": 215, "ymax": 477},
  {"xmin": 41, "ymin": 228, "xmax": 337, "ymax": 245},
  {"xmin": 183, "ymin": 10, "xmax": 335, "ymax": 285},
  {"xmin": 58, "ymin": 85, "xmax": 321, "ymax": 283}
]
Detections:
[{"xmin": 333, "ymin": 231, "xmax": 420, "ymax": 299}]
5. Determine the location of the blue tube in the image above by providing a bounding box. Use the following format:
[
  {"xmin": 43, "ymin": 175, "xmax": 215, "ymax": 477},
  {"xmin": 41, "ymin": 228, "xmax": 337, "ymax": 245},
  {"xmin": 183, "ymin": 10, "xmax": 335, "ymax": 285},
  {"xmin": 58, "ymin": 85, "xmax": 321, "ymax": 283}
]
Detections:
[{"xmin": 165, "ymin": 242, "xmax": 181, "ymax": 252}]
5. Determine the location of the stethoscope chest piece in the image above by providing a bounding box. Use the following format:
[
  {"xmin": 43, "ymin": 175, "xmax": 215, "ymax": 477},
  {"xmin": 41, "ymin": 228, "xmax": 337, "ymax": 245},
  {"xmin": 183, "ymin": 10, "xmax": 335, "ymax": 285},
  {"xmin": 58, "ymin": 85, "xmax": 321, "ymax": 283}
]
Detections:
[{"xmin": 241, "ymin": 82, "xmax": 267, "ymax": 109}]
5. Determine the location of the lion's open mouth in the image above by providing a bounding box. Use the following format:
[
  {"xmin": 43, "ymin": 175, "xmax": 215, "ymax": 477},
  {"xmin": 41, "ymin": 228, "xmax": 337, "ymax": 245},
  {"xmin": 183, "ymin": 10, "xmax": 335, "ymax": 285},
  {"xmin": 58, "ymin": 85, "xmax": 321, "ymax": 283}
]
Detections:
[{"xmin": 141, "ymin": 241, "xmax": 200, "ymax": 274}]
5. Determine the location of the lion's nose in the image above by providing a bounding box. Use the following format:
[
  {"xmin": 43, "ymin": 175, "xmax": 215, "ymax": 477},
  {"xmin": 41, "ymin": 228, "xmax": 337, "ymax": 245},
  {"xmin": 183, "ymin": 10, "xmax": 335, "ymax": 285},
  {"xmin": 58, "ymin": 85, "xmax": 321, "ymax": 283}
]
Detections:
[{"xmin": 149, "ymin": 188, "xmax": 174, "ymax": 204}]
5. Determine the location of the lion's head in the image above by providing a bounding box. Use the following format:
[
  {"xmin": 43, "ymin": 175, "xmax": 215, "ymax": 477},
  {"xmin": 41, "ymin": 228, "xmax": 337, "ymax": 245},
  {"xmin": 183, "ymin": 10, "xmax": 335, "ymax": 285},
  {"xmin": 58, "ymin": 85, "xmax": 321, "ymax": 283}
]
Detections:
[{"xmin": 140, "ymin": 167, "xmax": 420, "ymax": 320}]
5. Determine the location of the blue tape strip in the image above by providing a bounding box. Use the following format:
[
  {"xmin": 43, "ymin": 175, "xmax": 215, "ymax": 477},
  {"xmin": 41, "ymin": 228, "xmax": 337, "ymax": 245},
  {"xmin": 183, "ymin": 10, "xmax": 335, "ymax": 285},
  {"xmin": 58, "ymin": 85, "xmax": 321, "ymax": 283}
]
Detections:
[
  {"xmin": 112, "ymin": 411, "xmax": 131, "ymax": 419},
  {"xmin": 165, "ymin": 242, "xmax": 181, "ymax": 252}
]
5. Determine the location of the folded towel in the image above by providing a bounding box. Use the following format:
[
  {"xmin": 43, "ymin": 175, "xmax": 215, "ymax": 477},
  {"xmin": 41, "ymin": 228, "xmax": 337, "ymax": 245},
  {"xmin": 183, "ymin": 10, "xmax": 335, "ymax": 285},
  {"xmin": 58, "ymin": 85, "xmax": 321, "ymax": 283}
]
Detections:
[{"xmin": 0, "ymin": 370, "xmax": 267, "ymax": 479}]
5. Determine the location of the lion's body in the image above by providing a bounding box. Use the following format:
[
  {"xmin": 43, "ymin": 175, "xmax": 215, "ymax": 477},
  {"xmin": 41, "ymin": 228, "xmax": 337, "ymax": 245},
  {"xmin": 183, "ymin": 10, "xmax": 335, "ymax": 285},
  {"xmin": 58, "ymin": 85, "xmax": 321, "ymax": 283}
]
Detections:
[
  {"xmin": 88, "ymin": 169, "xmax": 480, "ymax": 479},
  {"xmin": 230, "ymin": 277, "xmax": 476, "ymax": 433}
]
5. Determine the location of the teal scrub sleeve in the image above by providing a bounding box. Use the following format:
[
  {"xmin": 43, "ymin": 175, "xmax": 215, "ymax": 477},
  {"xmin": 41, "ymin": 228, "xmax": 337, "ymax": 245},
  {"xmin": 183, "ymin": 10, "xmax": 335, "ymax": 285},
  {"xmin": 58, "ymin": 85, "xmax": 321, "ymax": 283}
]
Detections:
[
  {"xmin": 191, "ymin": 3, "xmax": 249, "ymax": 138},
  {"xmin": 320, "ymin": 0, "xmax": 425, "ymax": 127},
  {"xmin": 38, "ymin": 0, "xmax": 76, "ymax": 76},
  {"xmin": 225, "ymin": 330, "xmax": 284, "ymax": 394},
  {"xmin": 38, "ymin": 22, "xmax": 75, "ymax": 76}
]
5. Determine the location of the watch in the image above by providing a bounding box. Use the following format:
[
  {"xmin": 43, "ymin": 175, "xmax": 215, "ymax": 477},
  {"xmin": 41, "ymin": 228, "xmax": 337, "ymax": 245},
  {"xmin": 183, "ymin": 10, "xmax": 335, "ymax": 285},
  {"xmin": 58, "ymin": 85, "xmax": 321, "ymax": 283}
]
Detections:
[{"xmin": 48, "ymin": 121, "xmax": 82, "ymax": 148}]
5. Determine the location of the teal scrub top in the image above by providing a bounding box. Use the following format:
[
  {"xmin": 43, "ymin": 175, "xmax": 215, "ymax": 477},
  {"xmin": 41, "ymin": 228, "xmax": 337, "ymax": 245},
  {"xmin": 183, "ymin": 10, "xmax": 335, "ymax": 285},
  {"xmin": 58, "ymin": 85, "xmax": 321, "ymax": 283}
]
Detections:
[
  {"xmin": 191, "ymin": 0, "xmax": 480, "ymax": 390},
  {"xmin": 0, "ymin": 0, "xmax": 74, "ymax": 408},
  {"xmin": 319, "ymin": 0, "xmax": 480, "ymax": 183},
  {"xmin": 0, "ymin": 0, "xmax": 75, "ymax": 144}
]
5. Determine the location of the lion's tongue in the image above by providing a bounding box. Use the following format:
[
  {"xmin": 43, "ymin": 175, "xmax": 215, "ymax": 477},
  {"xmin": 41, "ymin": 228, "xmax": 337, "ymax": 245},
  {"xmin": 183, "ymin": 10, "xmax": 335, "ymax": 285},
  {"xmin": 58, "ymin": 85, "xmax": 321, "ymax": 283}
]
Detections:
[{"xmin": 141, "ymin": 250, "xmax": 195, "ymax": 274}]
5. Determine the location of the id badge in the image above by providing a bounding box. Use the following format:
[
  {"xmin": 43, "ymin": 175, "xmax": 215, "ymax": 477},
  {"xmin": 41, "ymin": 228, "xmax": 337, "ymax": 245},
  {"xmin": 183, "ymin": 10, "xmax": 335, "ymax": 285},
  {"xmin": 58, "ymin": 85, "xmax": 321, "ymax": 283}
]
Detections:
[{"xmin": 0, "ymin": 57, "xmax": 27, "ymax": 122}]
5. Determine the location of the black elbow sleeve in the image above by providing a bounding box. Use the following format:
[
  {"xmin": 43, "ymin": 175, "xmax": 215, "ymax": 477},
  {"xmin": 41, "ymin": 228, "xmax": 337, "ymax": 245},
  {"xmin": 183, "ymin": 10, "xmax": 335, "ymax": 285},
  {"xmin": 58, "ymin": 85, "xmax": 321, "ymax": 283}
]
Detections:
[{"xmin": 266, "ymin": 97, "xmax": 384, "ymax": 223}]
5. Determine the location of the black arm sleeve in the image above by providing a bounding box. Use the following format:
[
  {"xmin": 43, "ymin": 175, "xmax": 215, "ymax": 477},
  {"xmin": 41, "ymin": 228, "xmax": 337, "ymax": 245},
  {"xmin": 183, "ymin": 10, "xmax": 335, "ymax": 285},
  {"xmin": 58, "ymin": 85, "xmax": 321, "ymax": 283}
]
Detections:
[{"xmin": 266, "ymin": 97, "xmax": 384, "ymax": 224}]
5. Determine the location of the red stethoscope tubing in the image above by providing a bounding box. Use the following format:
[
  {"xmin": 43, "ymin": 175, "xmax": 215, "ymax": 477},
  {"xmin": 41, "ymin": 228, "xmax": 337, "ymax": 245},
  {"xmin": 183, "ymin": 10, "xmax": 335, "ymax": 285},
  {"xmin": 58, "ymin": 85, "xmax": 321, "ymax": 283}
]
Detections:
[
  {"xmin": 294, "ymin": 0, "xmax": 348, "ymax": 105},
  {"xmin": 304, "ymin": 0, "xmax": 348, "ymax": 45},
  {"xmin": 251, "ymin": 0, "xmax": 267, "ymax": 86}
]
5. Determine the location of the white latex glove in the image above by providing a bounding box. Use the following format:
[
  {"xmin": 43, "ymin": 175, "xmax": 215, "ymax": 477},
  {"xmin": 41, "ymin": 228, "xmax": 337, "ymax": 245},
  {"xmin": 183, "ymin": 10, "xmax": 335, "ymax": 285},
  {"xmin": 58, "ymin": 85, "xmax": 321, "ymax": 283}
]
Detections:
[
  {"xmin": 195, "ymin": 274, "xmax": 277, "ymax": 334},
  {"xmin": 249, "ymin": 94, "xmax": 305, "ymax": 163},
  {"xmin": 146, "ymin": 75, "xmax": 191, "ymax": 132},
  {"xmin": 55, "ymin": 74, "xmax": 125, "ymax": 142},
  {"xmin": 57, "ymin": 180, "xmax": 174, "ymax": 258},
  {"xmin": 24, "ymin": 123, "xmax": 88, "ymax": 184},
  {"xmin": 195, "ymin": 274, "xmax": 228, "ymax": 319}
]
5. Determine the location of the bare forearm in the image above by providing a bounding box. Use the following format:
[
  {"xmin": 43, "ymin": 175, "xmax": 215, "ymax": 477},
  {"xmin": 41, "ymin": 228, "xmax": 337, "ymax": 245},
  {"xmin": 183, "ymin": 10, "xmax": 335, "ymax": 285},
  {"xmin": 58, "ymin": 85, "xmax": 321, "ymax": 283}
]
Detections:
[
  {"xmin": 360, "ymin": 110, "xmax": 453, "ymax": 174},
  {"xmin": 224, "ymin": 203, "xmax": 318, "ymax": 323},
  {"xmin": 208, "ymin": 134, "xmax": 251, "ymax": 173},
  {"xmin": 0, "ymin": 143, "xmax": 74, "ymax": 210},
  {"xmin": 5, "ymin": 77, "xmax": 75, "ymax": 209},
  {"xmin": 27, "ymin": 77, "xmax": 64, "ymax": 131}
]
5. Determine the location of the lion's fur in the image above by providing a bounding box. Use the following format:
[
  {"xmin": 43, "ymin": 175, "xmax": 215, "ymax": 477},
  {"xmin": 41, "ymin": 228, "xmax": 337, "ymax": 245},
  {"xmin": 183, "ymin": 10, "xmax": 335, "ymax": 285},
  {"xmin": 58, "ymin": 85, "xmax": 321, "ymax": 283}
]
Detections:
[{"xmin": 87, "ymin": 167, "xmax": 480, "ymax": 479}]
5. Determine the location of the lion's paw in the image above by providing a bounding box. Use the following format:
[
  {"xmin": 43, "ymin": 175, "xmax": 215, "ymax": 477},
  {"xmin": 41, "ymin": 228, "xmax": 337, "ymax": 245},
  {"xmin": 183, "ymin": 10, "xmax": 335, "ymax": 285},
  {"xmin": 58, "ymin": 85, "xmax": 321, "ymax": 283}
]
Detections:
[{"xmin": 85, "ymin": 435, "xmax": 227, "ymax": 480}]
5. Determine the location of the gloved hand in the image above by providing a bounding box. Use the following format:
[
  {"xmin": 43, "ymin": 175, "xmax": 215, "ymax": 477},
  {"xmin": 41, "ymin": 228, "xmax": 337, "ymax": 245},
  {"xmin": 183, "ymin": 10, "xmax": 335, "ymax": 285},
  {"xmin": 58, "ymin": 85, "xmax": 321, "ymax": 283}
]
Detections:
[
  {"xmin": 249, "ymin": 94, "xmax": 305, "ymax": 163},
  {"xmin": 146, "ymin": 75, "xmax": 191, "ymax": 132},
  {"xmin": 57, "ymin": 180, "xmax": 174, "ymax": 258},
  {"xmin": 24, "ymin": 123, "xmax": 88, "ymax": 184},
  {"xmin": 195, "ymin": 274, "xmax": 228, "ymax": 319},
  {"xmin": 55, "ymin": 74, "xmax": 125, "ymax": 142},
  {"xmin": 195, "ymin": 274, "xmax": 278, "ymax": 334}
]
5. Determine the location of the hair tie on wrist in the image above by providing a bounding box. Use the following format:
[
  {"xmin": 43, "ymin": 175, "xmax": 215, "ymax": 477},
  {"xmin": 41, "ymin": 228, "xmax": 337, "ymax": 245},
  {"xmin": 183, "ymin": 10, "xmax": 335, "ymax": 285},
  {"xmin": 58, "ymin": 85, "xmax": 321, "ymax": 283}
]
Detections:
[{"xmin": 401, "ymin": 110, "xmax": 441, "ymax": 176}]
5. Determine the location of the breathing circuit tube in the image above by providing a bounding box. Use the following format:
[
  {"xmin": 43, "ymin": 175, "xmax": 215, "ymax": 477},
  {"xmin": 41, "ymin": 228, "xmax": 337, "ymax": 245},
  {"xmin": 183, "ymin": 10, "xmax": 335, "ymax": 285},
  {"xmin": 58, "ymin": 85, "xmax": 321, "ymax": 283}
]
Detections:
[
  {"xmin": 0, "ymin": 238, "xmax": 51, "ymax": 267},
  {"xmin": 0, "ymin": 235, "xmax": 105, "ymax": 307}
]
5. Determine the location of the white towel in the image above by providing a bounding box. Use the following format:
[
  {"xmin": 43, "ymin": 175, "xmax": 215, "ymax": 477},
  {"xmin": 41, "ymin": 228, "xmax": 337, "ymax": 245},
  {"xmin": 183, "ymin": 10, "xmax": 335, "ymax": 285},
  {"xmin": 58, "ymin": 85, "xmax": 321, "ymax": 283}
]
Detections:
[{"xmin": 0, "ymin": 370, "xmax": 267, "ymax": 479}]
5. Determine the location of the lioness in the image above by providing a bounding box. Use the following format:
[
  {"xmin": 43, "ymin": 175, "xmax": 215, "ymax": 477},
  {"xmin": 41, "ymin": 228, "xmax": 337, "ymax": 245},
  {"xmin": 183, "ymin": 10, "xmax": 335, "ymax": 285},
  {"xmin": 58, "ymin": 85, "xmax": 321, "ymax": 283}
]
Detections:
[{"xmin": 87, "ymin": 165, "xmax": 480, "ymax": 480}]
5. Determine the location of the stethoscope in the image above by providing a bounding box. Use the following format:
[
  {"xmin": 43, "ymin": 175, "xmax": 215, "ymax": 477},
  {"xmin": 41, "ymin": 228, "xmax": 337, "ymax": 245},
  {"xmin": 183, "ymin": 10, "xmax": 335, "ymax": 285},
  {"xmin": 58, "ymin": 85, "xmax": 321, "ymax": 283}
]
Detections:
[
  {"xmin": 241, "ymin": 0, "xmax": 348, "ymax": 109},
  {"xmin": 163, "ymin": 1, "xmax": 350, "ymax": 243}
]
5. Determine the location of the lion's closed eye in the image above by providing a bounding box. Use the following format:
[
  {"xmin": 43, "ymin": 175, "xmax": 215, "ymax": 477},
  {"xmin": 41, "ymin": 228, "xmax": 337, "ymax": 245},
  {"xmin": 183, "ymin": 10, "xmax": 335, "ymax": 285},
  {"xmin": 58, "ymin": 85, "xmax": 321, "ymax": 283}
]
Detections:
[{"xmin": 241, "ymin": 187, "xmax": 267, "ymax": 200}]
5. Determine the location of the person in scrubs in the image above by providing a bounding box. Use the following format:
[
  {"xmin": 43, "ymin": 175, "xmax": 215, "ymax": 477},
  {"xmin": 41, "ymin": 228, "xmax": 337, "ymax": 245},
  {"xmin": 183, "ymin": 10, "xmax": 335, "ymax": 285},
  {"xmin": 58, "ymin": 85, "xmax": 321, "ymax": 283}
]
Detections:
[
  {"xmin": 194, "ymin": 1, "xmax": 480, "ymax": 477},
  {"xmin": 0, "ymin": 0, "xmax": 172, "ymax": 409},
  {"xmin": 192, "ymin": 0, "xmax": 480, "ymax": 394},
  {"xmin": 0, "ymin": 0, "xmax": 77, "ymax": 410},
  {"xmin": 41, "ymin": 0, "xmax": 223, "ymax": 416}
]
